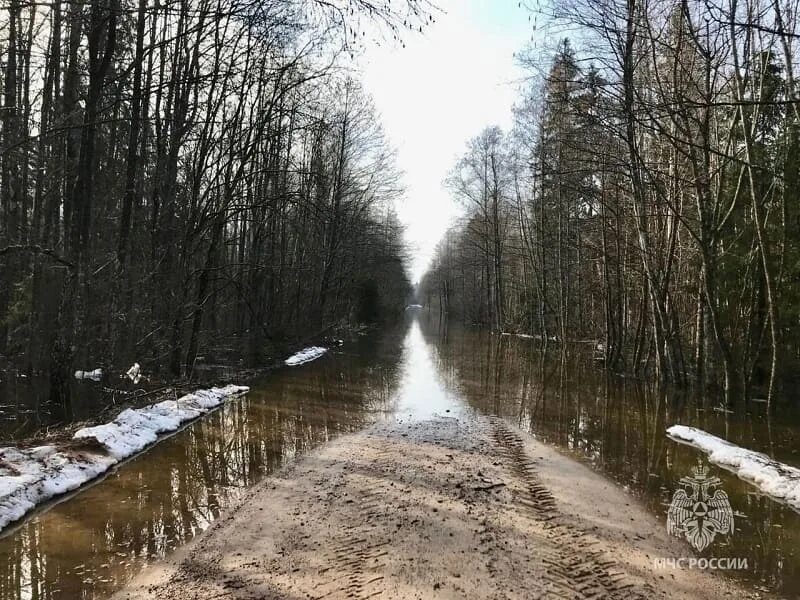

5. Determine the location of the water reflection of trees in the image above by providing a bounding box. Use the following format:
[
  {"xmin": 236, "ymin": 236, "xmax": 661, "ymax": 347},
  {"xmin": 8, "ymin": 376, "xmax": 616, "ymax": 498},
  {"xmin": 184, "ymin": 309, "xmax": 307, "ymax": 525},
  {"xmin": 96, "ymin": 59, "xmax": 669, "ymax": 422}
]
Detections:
[
  {"xmin": 0, "ymin": 330, "xmax": 404, "ymax": 599},
  {"xmin": 418, "ymin": 314, "xmax": 800, "ymax": 596},
  {"xmin": 0, "ymin": 376, "xmax": 109, "ymax": 440}
]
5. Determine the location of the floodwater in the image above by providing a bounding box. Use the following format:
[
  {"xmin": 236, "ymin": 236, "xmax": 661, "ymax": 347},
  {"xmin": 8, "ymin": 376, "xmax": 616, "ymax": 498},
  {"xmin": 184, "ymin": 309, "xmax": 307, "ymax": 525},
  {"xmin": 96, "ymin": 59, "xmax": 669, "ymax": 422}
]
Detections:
[{"xmin": 0, "ymin": 314, "xmax": 799, "ymax": 598}]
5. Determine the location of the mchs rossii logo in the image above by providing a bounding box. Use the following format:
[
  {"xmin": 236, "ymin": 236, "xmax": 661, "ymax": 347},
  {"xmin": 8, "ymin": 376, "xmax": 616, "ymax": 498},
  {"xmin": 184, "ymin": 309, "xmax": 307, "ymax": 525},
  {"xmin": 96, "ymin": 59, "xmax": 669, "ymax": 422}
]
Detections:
[{"xmin": 667, "ymin": 463, "xmax": 734, "ymax": 552}]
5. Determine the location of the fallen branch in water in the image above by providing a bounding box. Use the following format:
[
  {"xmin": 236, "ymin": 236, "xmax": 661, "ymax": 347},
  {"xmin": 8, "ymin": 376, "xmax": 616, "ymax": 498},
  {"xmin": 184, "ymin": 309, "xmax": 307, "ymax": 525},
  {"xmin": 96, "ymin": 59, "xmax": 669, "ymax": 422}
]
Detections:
[{"xmin": 101, "ymin": 385, "xmax": 188, "ymax": 408}]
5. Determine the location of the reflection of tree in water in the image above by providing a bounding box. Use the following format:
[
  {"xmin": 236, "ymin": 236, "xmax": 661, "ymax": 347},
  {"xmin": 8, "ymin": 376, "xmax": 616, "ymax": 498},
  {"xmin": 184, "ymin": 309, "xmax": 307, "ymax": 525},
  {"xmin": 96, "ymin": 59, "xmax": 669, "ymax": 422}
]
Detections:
[
  {"xmin": 0, "ymin": 375, "xmax": 97, "ymax": 440},
  {"xmin": 417, "ymin": 313, "xmax": 800, "ymax": 596},
  {"xmin": 0, "ymin": 328, "xmax": 406, "ymax": 600}
]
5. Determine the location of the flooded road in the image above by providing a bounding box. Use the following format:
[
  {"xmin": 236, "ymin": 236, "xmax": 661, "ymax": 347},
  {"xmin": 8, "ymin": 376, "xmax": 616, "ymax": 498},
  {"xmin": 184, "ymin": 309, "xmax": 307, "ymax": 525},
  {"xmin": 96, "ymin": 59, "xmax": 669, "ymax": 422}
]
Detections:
[
  {"xmin": 419, "ymin": 314, "xmax": 800, "ymax": 596},
  {"xmin": 1, "ymin": 315, "xmax": 800, "ymax": 598},
  {"xmin": 0, "ymin": 331, "xmax": 405, "ymax": 599}
]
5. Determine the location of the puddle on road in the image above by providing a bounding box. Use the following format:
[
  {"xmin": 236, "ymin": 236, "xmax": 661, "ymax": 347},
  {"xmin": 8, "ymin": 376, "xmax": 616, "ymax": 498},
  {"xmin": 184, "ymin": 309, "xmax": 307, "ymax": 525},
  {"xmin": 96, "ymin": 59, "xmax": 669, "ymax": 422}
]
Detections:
[{"xmin": 1, "ymin": 315, "xmax": 800, "ymax": 597}]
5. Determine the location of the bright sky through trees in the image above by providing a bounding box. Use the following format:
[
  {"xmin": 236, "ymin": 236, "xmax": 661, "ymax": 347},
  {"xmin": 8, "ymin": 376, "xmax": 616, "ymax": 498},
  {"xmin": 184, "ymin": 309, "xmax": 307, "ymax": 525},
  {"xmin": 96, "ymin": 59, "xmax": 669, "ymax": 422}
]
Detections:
[{"xmin": 359, "ymin": 0, "xmax": 534, "ymax": 281}]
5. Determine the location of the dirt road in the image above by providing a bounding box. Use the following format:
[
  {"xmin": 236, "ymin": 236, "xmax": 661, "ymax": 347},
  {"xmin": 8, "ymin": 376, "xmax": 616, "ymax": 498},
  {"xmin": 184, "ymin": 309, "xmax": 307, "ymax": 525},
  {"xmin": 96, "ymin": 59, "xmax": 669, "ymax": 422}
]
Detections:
[{"xmin": 116, "ymin": 415, "xmax": 759, "ymax": 599}]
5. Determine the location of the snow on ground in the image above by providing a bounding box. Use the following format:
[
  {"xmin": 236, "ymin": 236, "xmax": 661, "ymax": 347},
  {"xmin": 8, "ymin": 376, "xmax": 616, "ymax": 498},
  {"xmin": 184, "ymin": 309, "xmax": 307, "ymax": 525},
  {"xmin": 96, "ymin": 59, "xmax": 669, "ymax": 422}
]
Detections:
[
  {"xmin": 0, "ymin": 385, "xmax": 249, "ymax": 533},
  {"xmin": 667, "ymin": 425, "xmax": 800, "ymax": 510},
  {"xmin": 126, "ymin": 362, "xmax": 142, "ymax": 384},
  {"xmin": 500, "ymin": 332, "xmax": 538, "ymax": 340},
  {"xmin": 75, "ymin": 385, "xmax": 249, "ymax": 459},
  {"xmin": 0, "ymin": 446, "xmax": 116, "ymax": 531},
  {"xmin": 74, "ymin": 368, "xmax": 103, "ymax": 381},
  {"xmin": 285, "ymin": 347, "xmax": 327, "ymax": 366}
]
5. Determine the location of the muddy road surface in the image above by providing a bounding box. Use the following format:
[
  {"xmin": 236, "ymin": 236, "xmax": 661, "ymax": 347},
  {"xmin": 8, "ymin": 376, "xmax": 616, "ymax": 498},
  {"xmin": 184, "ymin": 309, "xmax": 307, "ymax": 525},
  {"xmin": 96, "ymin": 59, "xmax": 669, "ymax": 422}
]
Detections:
[{"xmin": 116, "ymin": 415, "xmax": 754, "ymax": 600}]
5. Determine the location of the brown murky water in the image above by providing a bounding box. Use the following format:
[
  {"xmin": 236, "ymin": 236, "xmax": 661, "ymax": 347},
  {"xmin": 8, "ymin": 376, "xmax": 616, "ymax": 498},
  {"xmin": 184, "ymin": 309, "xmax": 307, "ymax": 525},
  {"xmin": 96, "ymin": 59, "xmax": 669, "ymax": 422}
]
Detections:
[
  {"xmin": 0, "ymin": 331, "xmax": 405, "ymax": 600},
  {"xmin": 417, "ymin": 313, "xmax": 800, "ymax": 596},
  {"xmin": 1, "ymin": 315, "xmax": 799, "ymax": 598}
]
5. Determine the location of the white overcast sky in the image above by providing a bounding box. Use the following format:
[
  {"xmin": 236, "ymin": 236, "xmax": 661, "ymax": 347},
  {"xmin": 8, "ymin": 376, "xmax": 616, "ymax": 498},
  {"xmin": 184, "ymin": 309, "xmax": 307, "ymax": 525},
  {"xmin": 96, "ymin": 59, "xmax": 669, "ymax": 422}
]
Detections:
[{"xmin": 357, "ymin": 0, "xmax": 535, "ymax": 282}]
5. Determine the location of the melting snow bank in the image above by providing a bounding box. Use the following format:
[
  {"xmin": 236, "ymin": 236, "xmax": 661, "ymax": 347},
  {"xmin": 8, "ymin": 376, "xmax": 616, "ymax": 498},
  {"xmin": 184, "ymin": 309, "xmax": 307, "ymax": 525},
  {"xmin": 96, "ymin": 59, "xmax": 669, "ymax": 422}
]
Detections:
[
  {"xmin": 285, "ymin": 347, "xmax": 327, "ymax": 366},
  {"xmin": 500, "ymin": 332, "xmax": 537, "ymax": 340},
  {"xmin": 0, "ymin": 446, "xmax": 116, "ymax": 531},
  {"xmin": 667, "ymin": 425, "xmax": 800, "ymax": 510},
  {"xmin": 74, "ymin": 368, "xmax": 103, "ymax": 381},
  {"xmin": 0, "ymin": 384, "xmax": 249, "ymax": 533},
  {"xmin": 75, "ymin": 385, "xmax": 249, "ymax": 459}
]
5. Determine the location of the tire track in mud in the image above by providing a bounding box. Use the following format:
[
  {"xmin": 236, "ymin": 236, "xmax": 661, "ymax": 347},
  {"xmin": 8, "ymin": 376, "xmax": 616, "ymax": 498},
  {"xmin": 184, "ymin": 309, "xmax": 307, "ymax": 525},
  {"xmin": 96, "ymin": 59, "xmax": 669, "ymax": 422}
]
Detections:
[
  {"xmin": 490, "ymin": 419, "xmax": 652, "ymax": 599},
  {"xmin": 311, "ymin": 447, "xmax": 396, "ymax": 600},
  {"xmin": 316, "ymin": 535, "xmax": 389, "ymax": 599},
  {"xmin": 119, "ymin": 419, "xmax": 752, "ymax": 600}
]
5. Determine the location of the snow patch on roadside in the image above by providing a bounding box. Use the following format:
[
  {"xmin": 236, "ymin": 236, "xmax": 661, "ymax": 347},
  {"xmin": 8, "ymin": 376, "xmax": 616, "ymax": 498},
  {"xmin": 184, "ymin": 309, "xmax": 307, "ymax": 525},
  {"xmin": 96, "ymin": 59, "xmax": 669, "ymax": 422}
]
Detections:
[
  {"xmin": 0, "ymin": 384, "xmax": 249, "ymax": 533},
  {"xmin": 0, "ymin": 446, "xmax": 116, "ymax": 531},
  {"xmin": 74, "ymin": 368, "xmax": 103, "ymax": 381},
  {"xmin": 285, "ymin": 347, "xmax": 327, "ymax": 366},
  {"xmin": 75, "ymin": 385, "xmax": 248, "ymax": 459},
  {"xmin": 667, "ymin": 425, "xmax": 800, "ymax": 510},
  {"xmin": 500, "ymin": 332, "xmax": 538, "ymax": 340}
]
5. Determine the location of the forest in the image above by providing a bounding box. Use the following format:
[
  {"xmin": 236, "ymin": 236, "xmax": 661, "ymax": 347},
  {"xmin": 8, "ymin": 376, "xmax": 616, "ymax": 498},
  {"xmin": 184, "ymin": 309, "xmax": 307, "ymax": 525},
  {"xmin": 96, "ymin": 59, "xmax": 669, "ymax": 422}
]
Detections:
[
  {"xmin": 0, "ymin": 0, "xmax": 431, "ymax": 384},
  {"xmin": 3, "ymin": 0, "xmax": 799, "ymax": 406},
  {"xmin": 420, "ymin": 0, "xmax": 800, "ymax": 403}
]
